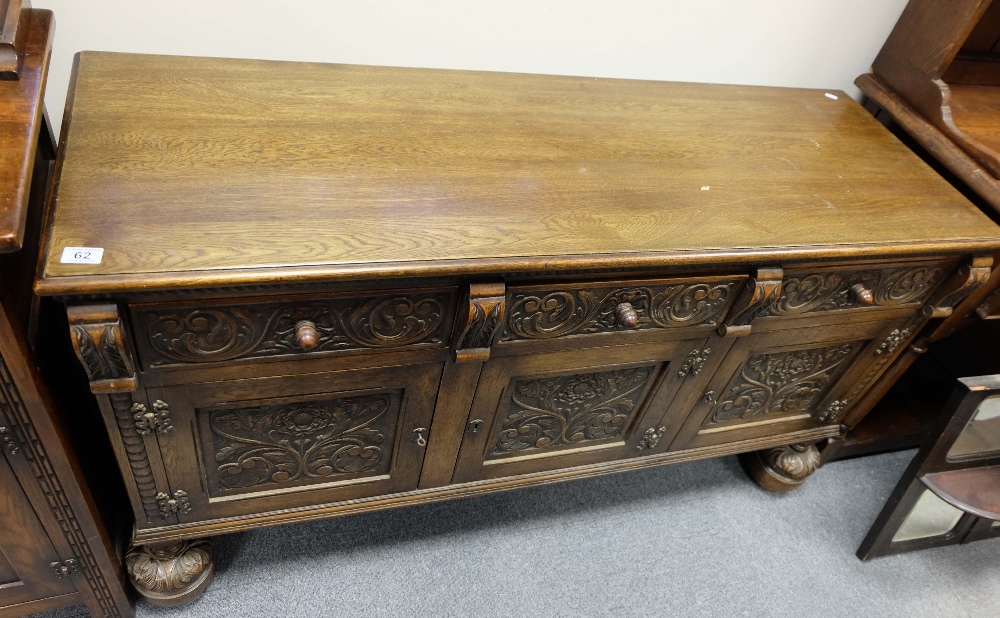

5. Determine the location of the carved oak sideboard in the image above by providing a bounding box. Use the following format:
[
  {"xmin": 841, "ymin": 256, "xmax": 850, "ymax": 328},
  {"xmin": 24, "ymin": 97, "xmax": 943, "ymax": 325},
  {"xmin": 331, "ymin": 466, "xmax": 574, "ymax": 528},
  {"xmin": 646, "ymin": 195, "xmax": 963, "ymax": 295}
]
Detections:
[{"xmin": 34, "ymin": 52, "xmax": 1000, "ymax": 605}]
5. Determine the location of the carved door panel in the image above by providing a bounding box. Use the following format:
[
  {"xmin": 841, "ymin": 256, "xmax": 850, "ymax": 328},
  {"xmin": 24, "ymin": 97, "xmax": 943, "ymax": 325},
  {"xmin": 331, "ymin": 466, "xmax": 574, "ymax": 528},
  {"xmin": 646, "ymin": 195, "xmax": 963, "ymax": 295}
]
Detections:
[
  {"xmin": 147, "ymin": 363, "xmax": 441, "ymax": 524},
  {"xmin": 0, "ymin": 451, "xmax": 77, "ymax": 607},
  {"xmin": 669, "ymin": 319, "xmax": 906, "ymax": 451},
  {"xmin": 452, "ymin": 338, "xmax": 715, "ymax": 483}
]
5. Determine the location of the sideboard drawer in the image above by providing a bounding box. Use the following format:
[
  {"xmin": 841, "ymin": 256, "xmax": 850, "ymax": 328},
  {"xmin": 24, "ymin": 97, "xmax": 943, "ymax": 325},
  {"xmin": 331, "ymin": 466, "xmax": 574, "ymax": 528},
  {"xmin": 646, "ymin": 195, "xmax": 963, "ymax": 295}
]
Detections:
[
  {"xmin": 130, "ymin": 287, "xmax": 458, "ymax": 370},
  {"xmin": 759, "ymin": 261, "xmax": 954, "ymax": 322},
  {"xmin": 496, "ymin": 275, "xmax": 747, "ymax": 350}
]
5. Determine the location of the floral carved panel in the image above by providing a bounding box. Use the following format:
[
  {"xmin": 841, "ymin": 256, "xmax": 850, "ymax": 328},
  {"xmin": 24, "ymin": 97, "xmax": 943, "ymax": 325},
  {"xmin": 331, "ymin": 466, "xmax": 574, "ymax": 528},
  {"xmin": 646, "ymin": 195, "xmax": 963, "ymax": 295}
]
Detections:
[
  {"xmin": 489, "ymin": 365, "xmax": 658, "ymax": 457},
  {"xmin": 705, "ymin": 343, "xmax": 859, "ymax": 425},
  {"xmin": 202, "ymin": 392, "xmax": 398, "ymax": 494}
]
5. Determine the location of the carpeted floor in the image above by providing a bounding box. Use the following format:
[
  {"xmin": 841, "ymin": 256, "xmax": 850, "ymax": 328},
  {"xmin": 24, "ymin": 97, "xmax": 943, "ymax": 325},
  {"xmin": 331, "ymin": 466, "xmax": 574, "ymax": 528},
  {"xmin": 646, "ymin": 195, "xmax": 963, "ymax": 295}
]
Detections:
[{"xmin": 35, "ymin": 449, "xmax": 1000, "ymax": 618}]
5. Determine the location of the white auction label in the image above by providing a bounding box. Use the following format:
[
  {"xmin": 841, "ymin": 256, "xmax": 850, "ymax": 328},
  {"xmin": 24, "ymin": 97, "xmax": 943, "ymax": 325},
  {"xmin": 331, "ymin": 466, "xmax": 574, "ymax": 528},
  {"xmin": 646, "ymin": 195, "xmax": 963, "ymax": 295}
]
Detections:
[{"xmin": 60, "ymin": 247, "xmax": 104, "ymax": 265}]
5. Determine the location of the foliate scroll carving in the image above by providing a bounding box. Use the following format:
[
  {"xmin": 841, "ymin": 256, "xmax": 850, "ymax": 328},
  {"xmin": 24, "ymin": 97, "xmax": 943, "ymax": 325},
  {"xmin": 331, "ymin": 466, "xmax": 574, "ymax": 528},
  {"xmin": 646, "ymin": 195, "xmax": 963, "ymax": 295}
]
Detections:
[
  {"xmin": 718, "ymin": 268, "xmax": 782, "ymax": 337},
  {"xmin": 677, "ymin": 347, "xmax": 711, "ymax": 378},
  {"xmin": 501, "ymin": 279, "xmax": 740, "ymax": 341},
  {"xmin": 490, "ymin": 365, "xmax": 657, "ymax": 456},
  {"xmin": 138, "ymin": 290, "xmax": 453, "ymax": 367},
  {"xmin": 926, "ymin": 256, "xmax": 993, "ymax": 317},
  {"xmin": 126, "ymin": 541, "xmax": 214, "ymax": 606},
  {"xmin": 706, "ymin": 343, "xmax": 857, "ymax": 425},
  {"xmin": 207, "ymin": 393, "xmax": 393, "ymax": 492},
  {"xmin": 156, "ymin": 490, "xmax": 192, "ymax": 519},
  {"xmin": 453, "ymin": 282, "xmax": 506, "ymax": 362},
  {"xmin": 768, "ymin": 266, "xmax": 946, "ymax": 316},
  {"xmin": 133, "ymin": 400, "xmax": 173, "ymax": 435},
  {"xmin": 67, "ymin": 304, "xmax": 137, "ymax": 393}
]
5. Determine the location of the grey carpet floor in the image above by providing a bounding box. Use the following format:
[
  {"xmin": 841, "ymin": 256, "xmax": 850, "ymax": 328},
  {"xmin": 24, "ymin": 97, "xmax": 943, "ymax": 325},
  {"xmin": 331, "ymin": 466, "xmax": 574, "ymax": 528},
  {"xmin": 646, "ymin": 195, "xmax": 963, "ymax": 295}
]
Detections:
[{"xmin": 35, "ymin": 449, "xmax": 1000, "ymax": 618}]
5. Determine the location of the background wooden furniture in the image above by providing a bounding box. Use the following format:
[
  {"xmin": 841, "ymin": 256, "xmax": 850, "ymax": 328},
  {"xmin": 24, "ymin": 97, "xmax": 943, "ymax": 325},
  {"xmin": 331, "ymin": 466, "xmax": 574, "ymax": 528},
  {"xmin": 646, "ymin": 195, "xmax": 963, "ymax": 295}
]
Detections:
[
  {"xmin": 35, "ymin": 52, "xmax": 1000, "ymax": 605},
  {"xmin": 829, "ymin": 0, "xmax": 1000, "ymax": 461},
  {"xmin": 0, "ymin": 8, "xmax": 133, "ymax": 618},
  {"xmin": 858, "ymin": 373, "xmax": 1000, "ymax": 559}
]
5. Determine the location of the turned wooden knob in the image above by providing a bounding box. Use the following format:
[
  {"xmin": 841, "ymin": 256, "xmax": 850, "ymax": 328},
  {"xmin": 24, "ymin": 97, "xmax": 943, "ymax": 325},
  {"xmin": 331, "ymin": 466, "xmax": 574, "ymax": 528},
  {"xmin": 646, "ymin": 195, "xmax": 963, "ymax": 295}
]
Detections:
[
  {"xmin": 615, "ymin": 303, "xmax": 639, "ymax": 328},
  {"xmin": 850, "ymin": 284, "xmax": 874, "ymax": 306},
  {"xmin": 294, "ymin": 320, "xmax": 319, "ymax": 350}
]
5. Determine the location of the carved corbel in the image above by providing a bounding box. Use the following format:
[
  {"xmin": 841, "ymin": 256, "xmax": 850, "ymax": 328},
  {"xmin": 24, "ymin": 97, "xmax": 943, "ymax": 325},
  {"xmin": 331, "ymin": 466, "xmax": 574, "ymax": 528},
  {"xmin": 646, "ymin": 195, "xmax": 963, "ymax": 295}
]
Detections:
[
  {"xmin": 717, "ymin": 267, "xmax": 783, "ymax": 337},
  {"xmin": 452, "ymin": 282, "xmax": 506, "ymax": 363},
  {"xmin": 66, "ymin": 304, "xmax": 138, "ymax": 393},
  {"xmin": 923, "ymin": 255, "xmax": 992, "ymax": 319}
]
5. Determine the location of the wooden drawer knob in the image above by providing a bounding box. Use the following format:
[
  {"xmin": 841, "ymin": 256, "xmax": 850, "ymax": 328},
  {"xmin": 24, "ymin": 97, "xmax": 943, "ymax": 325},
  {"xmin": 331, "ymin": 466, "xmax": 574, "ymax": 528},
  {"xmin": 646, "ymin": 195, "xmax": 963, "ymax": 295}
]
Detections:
[
  {"xmin": 850, "ymin": 284, "xmax": 874, "ymax": 306},
  {"xmin": 294, "ymin": 320, "xmax": 319, "ymax": 350},
  {"xmin": 615, "ymin": 302, "xmax": 639, "ymax": 328}
]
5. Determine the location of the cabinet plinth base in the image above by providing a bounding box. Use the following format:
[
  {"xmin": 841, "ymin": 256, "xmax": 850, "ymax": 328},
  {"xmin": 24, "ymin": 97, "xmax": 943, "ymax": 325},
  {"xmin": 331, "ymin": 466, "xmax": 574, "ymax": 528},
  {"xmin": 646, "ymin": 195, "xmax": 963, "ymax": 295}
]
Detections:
[
  {"xmin": 126, "ymin": 539, "xmax": 214, "ymax": 606},
  {"xmin": 741, "ymin": 443, "xmax": 821, "ymax": 493}
]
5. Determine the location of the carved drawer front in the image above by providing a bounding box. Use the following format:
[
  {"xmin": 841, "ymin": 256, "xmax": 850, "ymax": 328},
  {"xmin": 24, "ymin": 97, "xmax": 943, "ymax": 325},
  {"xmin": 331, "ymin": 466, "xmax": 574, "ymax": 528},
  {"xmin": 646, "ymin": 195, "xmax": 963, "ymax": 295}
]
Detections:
[
  {"xmin": 669, "ymin": 319, "xmax": 897, "ymax": 451},
  {"xmin": 143, "ymin": 362, "xmax": 441, "ymax": 524},
  {"xmin": 130, "ymin": 288, "xmax": 457, "ymax": 370},
  {"xmin": 452, "ymin": 338, "xmax": 716, "ymax": 483},
  {"xmin": 761, "ymin": 261, "xmax": 953, "ymax": 321},
  {"xmin": 497, "ymin": 275, "xmax": 746, "ymax": 350}
]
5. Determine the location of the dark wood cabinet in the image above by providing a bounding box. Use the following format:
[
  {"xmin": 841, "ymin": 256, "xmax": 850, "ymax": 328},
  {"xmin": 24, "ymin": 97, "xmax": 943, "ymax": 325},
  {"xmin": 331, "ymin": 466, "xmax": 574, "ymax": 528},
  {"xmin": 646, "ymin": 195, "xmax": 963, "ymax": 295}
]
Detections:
[
  {"xmin": 0, "ymin": 451, "xmax": 77, "ymax": 608},
  {"xmin": 33, "ymin": 52, "xmax": 1000, "ymax": 605},
  {"xmin": 0, "ymin": 8, "xmax": 133, "ymax": 617}
]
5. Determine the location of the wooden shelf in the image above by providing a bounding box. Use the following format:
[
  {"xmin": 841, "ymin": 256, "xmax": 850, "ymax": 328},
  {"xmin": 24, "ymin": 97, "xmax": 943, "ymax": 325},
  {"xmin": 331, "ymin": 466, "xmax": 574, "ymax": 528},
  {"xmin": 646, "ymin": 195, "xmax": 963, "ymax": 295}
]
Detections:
[{"xmin": 923, "ymin": 466, "xmax": 1000, "ymax": 520}]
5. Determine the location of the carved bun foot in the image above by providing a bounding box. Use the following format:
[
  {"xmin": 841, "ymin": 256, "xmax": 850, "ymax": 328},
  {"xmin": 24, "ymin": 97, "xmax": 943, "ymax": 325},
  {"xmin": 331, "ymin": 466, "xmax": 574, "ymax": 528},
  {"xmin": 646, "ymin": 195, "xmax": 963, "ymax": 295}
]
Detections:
[
  {"xmin": 740, "ymin": 443, "xmax": 821, "ymax": 493},
  {"xmin": 126, "ymin": 539, "xmax": 214, "ymax": 607}
]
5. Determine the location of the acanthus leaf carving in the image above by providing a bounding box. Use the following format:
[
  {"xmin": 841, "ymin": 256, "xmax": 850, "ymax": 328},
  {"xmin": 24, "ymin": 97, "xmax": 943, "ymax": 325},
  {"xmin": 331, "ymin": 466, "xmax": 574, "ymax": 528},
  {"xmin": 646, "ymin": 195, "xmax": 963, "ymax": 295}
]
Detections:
[
  {"xmin": 126, "ymin": 541, "xmax": 213, "ymax": 603},
  {"xmin": 67, "ymin": 305, "xmax": 137, "ymax": 393},
  {"xmin": 718, "ymin": 268, "xmax": 782, "ymax": 337},
  {"xmin": 453, "ymin": 282, "xmax": 506, "ymax": 362}
]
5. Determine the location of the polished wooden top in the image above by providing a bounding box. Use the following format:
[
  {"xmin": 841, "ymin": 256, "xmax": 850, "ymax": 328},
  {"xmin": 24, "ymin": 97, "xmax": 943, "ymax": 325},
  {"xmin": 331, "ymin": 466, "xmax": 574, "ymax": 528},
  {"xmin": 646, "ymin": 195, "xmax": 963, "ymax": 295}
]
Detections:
[
  {"xmin": 0, "ymin": 9, "xmax": 52, "ymax": 253},
  {"xmin": 37, "ymin": 52, "xmax": 1000, "ymax": 295}
]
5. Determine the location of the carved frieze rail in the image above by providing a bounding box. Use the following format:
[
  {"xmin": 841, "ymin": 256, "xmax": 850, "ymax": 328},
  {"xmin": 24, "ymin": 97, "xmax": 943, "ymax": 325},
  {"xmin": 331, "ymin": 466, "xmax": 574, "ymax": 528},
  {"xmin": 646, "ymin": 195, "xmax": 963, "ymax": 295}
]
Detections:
[
  {"xmin": 502, "ymin": 278, "xmax": 742, "ymax": 341},
  {"xmin": 768, "ymin": 265, "xmax": 947, "ymax": 316},
  {"xmin": 135, "ymin": 290, "xmax": 455, "ymax": 367}
]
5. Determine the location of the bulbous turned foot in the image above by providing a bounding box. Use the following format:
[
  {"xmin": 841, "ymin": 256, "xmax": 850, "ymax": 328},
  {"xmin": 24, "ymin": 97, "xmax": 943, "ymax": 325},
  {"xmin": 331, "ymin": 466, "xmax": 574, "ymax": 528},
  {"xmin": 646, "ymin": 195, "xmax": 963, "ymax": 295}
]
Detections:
[
  {"xmin": 125, "ymin": 539, "xmax": 214, "ymax": 607},
  {"xmin": 740, "ymin": 443, "xmax": 821, "ymax": 493}
]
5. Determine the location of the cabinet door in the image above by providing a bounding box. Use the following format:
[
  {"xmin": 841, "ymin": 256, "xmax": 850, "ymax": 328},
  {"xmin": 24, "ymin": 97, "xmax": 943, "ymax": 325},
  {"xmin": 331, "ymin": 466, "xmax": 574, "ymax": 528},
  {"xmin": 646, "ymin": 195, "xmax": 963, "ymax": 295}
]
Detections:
[
  {"xmin": 0, "ymin": 452, "xmax": 76, "ymax": 608},
  {"xmin": 452, "ymin": 338, "xmax": 712, "ymax": 483},
  {"xmin": 669, "ymin": 319, "xmax": 901, "ymax": 451},
  {"xmin": 148, "ymin": 362, "xmax": 442, "ymax": 523}
]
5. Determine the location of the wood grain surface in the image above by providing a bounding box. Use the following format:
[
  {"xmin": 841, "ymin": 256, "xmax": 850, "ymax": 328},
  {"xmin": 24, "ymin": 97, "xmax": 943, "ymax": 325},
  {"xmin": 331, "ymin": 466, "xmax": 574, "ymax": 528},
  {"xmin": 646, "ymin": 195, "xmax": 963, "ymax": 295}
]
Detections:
[
  {"xmin": 36, "ymin": 52, "xmax": 1000, "ymax": 294},
  {"xmin": 0, "ymin": 8, "xmax": 51, "ymax": 252}
]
